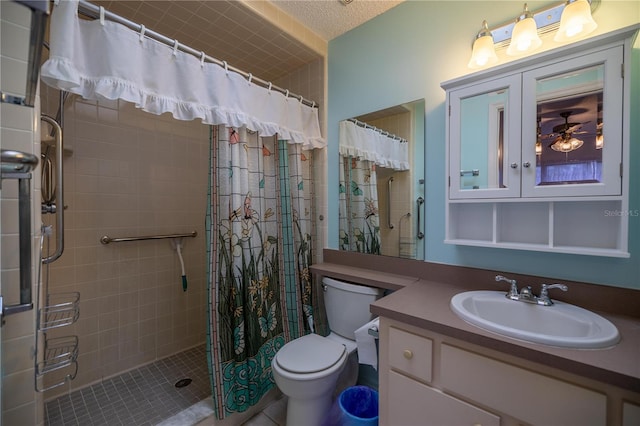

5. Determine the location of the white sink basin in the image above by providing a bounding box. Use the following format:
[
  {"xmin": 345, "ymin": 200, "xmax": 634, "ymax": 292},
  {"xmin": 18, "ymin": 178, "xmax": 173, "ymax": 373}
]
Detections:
[{"xmin": 450, "ymin": 291, "xmax": 620, "ymax": 349}]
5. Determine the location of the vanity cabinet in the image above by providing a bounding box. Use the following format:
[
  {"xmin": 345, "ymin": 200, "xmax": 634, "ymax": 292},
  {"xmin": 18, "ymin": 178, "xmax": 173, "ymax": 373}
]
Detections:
[
  {"xmin": 442, "ymin": 26, "xmax": 639, "ymax": 257},
  {"xmin": 379, "ymin": 317, "xmax": 637, "ymax": 426},
  {"xmin": 384, "ymin": 326, "xmax": 500, "ymax": 425}
]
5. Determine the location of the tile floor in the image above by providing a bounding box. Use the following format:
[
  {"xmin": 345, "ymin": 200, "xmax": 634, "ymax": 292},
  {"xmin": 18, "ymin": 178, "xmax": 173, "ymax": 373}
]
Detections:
[
  {"xmin": 196, "ymin": 395, "xmax": 288, "ymax": 426},
  {"xmin": 45, "ymin": 345, "xmax": 211, "ymax": 426},
  {"xmin": 44, "ymin": 344, "xmax": 289, "ymax": 426}
]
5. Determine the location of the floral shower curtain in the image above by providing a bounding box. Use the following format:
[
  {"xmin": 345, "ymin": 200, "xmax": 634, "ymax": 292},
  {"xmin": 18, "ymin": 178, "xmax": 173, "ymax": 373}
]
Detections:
[
  {"xmin": 338, "ymin": 156, "xmax": 381, "ymax": 254},
  {"xmin": 205, "ymin": 125, "xmax": 315, "ymax": 419}
]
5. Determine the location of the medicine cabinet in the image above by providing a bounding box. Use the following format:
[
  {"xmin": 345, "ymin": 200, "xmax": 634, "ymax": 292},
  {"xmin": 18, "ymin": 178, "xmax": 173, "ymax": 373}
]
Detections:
[{"xmin": 441, "ymin": 25, "xmax": 639, "ymax": 257}]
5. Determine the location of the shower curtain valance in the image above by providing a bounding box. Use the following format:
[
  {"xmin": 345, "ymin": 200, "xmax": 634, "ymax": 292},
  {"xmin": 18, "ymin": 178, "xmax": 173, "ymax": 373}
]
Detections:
[
  {"xmin": 339, "ymin": 120, "xmax": 409, "ymax": 171},
  {"xmin": 40, "ymin": 0, "xmax": 325, "ymax": 150}
]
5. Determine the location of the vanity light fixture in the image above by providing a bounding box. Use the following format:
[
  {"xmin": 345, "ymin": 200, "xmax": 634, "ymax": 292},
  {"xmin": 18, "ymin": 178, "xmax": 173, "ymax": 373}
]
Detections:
[
  {"xmin": 507, "ymin": 4, "xmax": 542, "ymax": 56},
  {"xmin": 468, "ymin": 0, "xmax": 598, "ymax": 69},
  {"xmin": 554, "ymin": 0, "xmax": 598, "ymax": 42},
  {"xmin": 468, "ymin": 20, "xmax": 498, "ymax": 69}
]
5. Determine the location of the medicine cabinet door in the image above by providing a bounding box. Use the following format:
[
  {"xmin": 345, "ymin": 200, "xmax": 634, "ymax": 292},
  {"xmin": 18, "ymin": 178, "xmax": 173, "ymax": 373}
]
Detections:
[
  {"xmin": 449, "ymin": 74, "xmax": 522, "ymax": 199},
  {"xmin": 521, "ymin": 46, "xmax": 624, "ymax": 197}
]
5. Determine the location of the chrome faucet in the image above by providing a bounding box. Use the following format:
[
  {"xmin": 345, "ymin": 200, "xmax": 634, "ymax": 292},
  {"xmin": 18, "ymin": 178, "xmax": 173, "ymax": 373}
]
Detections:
[
  {"xmin": 495, "ymin": 275, "xmax": 519, "ymax": 300},
  {"xmin": 538, "ymin": 283, "xmax": 568, "ymax": 306},
  {"xmin": 495, "ymin": 275, "xmax": 568, "ymax": 306}
]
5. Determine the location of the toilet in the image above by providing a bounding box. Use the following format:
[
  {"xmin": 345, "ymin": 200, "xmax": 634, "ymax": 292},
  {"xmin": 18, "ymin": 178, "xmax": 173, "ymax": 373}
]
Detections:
[{"xmin": 271, "ymin": 277, "xmax": 382, "ymax": 426}]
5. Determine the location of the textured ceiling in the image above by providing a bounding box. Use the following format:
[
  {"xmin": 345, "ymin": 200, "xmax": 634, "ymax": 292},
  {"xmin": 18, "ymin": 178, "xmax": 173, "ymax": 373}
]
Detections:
[{"xmin": 272, "ymin": 0, "xmax": 404, "ymax": 40}]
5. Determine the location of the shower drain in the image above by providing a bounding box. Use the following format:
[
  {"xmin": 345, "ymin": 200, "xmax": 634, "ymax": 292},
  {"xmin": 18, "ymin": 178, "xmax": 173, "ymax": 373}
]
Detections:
[{"xmin": 174, "ymin": 378, "xmax": 192, "ymax": 388}]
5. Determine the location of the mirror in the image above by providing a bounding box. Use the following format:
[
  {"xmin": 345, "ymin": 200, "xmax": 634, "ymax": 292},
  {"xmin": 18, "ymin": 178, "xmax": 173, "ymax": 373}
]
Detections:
[
  {"xmin": 536, "ymin": 64, "xmax": 603, "ymax": 186},
  {"xmin": 338, "ymin": 99, "xmax": 425, "ymax": 260},
  {"xmin": 459, "ymin": 88, "xmax": 510, "ymax": 191}
]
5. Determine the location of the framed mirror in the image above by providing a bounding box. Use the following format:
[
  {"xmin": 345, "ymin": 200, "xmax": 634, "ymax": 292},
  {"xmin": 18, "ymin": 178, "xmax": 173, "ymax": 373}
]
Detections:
[{"xmin": 338, "ymin": 99, "xmax": 425, "ymax": 260}]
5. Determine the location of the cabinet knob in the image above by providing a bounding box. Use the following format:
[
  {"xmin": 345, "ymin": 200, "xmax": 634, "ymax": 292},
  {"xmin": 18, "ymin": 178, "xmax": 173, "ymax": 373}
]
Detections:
[
  {"xmin": 510, "ymin": 162, "xmax": 518, "ymax": 169},
  {"xmin": 403, "ymin": 349, "xmax": 413, "ymax": 359},
  {"xmin": 523, "ymin": 161, "xmax": 531, "ymax": 168}
]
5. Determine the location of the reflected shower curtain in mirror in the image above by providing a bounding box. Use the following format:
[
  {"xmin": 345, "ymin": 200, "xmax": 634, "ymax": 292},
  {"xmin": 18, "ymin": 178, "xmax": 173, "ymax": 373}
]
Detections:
[
  {"xmin": 206, "ymin": 125, "xmax": 315, "ymax": 419},
  {"xmin": 338, "ymin": 156, "xmax": 381, "ymax": 254}
]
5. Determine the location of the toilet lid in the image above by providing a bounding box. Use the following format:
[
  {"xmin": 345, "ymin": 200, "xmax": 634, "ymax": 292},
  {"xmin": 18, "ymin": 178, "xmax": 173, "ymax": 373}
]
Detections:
[{"xmin": 276, "ymin": 334, "xmax": 346, "ymax": 374}]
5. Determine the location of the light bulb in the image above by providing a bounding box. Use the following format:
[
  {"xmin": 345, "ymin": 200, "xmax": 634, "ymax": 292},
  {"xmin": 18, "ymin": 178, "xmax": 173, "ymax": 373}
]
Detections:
[
  {"xmin": 555, "ymin": 0, "xmax": 597, "ymax": 42},
  {"xmin": 507, "ymin": 4, "xmax": 542, "ymax": 56},
  {"xmin": 468, "ymin": 21, "xmax": 498, "ymax": 69}
]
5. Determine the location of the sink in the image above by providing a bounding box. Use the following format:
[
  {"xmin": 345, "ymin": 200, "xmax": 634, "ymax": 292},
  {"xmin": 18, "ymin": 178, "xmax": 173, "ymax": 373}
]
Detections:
[{"xmin": 450, "ymin": 291, "xmax": 620, "ymax": 349}]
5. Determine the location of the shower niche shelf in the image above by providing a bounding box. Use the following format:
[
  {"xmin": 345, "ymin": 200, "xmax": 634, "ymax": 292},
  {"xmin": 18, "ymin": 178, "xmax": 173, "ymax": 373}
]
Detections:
[
  {"xmin": 37, "ymin": 335, "xmax": 79, "ymax": 376},
  {"xmin": 35, "ymin": 291, "xmax": 81, "ymax": 392},
  {"xmin": 39, "ymin": 292, "xmax": 80, "ymax": 330}
]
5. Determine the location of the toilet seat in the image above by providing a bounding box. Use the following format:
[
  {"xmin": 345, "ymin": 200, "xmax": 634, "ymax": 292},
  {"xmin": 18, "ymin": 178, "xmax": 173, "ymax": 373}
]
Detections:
[{"xmin": 275, "ymin": 334, "xmax": 346, "ymax": 374}]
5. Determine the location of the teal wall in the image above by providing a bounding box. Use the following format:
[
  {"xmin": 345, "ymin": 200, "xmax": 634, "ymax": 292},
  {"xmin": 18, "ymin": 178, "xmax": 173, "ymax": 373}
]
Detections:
[{"xmin": 327, "ymin": 1, "xmax": 640, "ymax": 289}]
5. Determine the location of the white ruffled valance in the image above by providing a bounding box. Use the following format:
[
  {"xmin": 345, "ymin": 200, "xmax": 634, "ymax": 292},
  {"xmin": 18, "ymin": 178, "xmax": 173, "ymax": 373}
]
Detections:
[
  {"xmin": 339, "ymin": 120, "xmax": 409, "ymax": 171},
  {"xmin": 40, "ymin": 0, "xmax": 325, "ymax": 150}
]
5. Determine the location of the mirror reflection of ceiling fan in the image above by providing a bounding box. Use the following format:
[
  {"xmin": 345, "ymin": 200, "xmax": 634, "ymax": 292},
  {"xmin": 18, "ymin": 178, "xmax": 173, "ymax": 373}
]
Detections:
[{"xmin": 542, "ymin": 111, "xmax": 590, "ymax": 153}]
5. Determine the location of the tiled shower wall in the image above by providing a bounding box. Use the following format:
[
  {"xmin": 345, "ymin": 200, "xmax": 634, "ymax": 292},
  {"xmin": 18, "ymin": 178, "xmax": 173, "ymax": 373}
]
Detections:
[
  {"xmin": 40, "ymin": 88, "xmax": 210, "ymax": 399},
  {"xmin": 1, "ymin": 2, "xmax": 44, "ymax": 425}
]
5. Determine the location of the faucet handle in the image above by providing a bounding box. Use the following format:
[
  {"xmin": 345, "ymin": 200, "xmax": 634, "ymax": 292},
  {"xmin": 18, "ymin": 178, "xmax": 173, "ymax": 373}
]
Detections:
[
  {"xmin": 495, "ymin": 275, "xmax": 518, "ymax": 298},
  {"xmin": 539, "ymin": 283, "xmax": 568, "ymax": 305}
]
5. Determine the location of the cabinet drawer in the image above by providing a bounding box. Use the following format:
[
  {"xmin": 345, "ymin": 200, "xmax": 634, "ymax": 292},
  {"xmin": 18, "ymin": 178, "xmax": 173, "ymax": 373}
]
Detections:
[
  {"xmin": 388, "ymin": 370, "xmax": 500, "ymax": 426},
  {"xmin": 441, "ymin": 344, "xmax": 606, "ymax": 425},
  {"xmin": 388, "ymin": 326, "xmax": 432, "ymax": 383}
]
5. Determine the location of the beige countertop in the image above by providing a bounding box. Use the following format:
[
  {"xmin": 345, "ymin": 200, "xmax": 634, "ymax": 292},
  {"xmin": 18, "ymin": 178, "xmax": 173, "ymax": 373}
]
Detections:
[{"xmin": 371, "ymin": 279, "xmax": 640, "ymax": 393}]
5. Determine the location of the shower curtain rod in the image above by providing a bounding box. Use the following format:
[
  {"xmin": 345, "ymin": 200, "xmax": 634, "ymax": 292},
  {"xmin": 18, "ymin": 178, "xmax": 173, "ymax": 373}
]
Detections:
[
  {"xmin": 347, "ymin": 118, "xmax": 407, "ymax": 143},
  {"xmin": 75, "ymin": 0, "xmax": 318, "ymax": 108}
]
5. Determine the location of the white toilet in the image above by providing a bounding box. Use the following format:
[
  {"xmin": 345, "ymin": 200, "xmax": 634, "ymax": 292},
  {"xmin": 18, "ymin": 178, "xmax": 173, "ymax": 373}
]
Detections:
[{"xmin": 271, "ymin": 277, "xmax": 382, "ymax": 426}]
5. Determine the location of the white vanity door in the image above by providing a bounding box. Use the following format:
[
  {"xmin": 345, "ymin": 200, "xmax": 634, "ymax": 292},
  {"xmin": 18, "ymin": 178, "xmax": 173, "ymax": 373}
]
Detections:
[
  {"xmin": 521, "ymin": 46, "xmax": 624, "ymax": 198},
  {"xmin": 448, "ymin": 74, "xmax": 522, "ymax": 200}
]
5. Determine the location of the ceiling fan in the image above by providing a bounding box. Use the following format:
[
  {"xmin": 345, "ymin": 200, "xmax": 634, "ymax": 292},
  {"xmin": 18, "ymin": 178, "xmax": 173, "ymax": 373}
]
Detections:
[{"xmin": 544, "ymin": 111, "xmax": 588, "ymax": 153}]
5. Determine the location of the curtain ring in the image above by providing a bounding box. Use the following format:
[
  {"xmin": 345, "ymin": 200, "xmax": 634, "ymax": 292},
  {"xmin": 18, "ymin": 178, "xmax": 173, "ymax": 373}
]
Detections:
[
  {"xmin": 285, "ymin": 90, "xmax": 289, "ymax": 98},
  {"xmin": 223, "ymin": 61, "xmax": 229, "ymax": 75},
  {"xmin": 139, "ymin": 25, "xmax": 146, "ymax": 42},
  {"xmin": 267, "ymin": 82, "xmax": 272, "ymax": 93},
  {"xmin": 99, "ymin": 6, "xmax": 105, "ymax": 25},
  {"xmin": 173, "ymin": 40, "xmax": 179, "ymax": 56},
  {"xmin": 298, "ymin": 95, "xmax": 304, "ymax": 104},
  {"xmin": 200, "ymin": 51, "xmax": 206, "ymax": 67},
  {"xmin": 247, "ymin": 73, "xmax": 253, "ymax": 85},
  {"xmin": 311, "ymin": 101, "xmax": 315, "ymax": 108}
]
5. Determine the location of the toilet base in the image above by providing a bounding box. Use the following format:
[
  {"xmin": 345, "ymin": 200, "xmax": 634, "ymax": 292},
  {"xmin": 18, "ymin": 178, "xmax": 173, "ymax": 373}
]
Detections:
[{"xmin": 286, "ymin": 393, "xmax": 333, "ymax": 426}]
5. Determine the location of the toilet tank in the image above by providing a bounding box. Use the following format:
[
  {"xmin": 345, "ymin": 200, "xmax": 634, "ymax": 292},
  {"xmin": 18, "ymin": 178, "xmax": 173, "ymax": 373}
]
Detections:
[{"xmin": 323, "ymin": 277, "xmax": 383, "ymax": 340}]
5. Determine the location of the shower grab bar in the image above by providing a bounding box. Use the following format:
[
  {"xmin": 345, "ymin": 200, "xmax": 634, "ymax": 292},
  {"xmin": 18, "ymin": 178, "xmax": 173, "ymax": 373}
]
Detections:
[
  {"xmin": 416, "ymin": 197, "xmax": 425, "ymax": 240},
  {"xmin": 387, "ymin": 177, "xmax": 394, "ymax": 229},
  {"xmin": 1, "ymin": 149, "xmax": 39, "ymax": 319},
  {"xmin": 41, "ymin": 114, "xmax": 65, "ymax": 264},
  {"xmin": 460, "ymin": 169, "xmax": 480, "ymax": 177},
  {"xmin": 101, "ymin": 231, "xmax": 197, "ymax": 244}
]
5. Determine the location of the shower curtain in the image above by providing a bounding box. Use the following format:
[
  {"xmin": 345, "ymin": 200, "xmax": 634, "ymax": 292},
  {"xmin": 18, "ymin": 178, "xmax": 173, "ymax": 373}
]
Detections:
[
  {"xmin": 339, "ymin": 156, "xmax": 381, "ymax": 254},
  {"xmin": 206, "ymin": 125, "xmax": 315, "ymax": 419}
]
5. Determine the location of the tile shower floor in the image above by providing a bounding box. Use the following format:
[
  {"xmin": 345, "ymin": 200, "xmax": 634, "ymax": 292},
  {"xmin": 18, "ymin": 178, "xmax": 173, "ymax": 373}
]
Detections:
[{"xmin": 45, "ymin": 345, "xmax": 211, "ymax": 426}]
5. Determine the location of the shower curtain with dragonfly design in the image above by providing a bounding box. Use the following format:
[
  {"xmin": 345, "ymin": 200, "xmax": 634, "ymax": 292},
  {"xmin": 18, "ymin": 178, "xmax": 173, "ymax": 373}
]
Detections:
[
  {"xmin": 338, "ymin": 155, "xmax": 381, "ymax": 254},
  {"xmin": 206, "ymin": 125, "xmax": 316, "ymax": 419}
]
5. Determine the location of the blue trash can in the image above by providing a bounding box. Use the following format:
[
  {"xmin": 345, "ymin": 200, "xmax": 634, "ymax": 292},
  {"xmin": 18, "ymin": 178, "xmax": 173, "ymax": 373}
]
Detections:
[{"xmin": 337, "ymin": 385, "xmax": 379, "ymax": 426}]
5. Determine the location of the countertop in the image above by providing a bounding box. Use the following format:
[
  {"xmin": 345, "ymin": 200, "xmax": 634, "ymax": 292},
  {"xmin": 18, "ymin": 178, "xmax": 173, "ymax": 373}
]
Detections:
[{"xmin": 371, "ymin": 279, "xmax": 640, "ymax": 393}]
